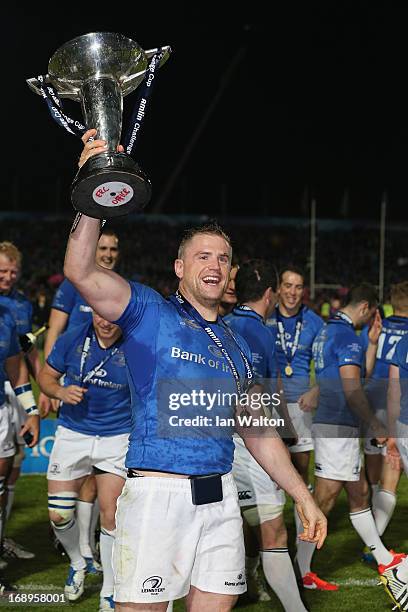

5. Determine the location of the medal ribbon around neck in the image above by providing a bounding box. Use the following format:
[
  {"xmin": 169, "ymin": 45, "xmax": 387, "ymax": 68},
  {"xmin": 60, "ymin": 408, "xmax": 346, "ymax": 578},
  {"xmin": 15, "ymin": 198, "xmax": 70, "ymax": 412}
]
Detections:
[
  {"xmin": 79, "ymin": 327, "xmax": 121, "ymax": 385},
  {"xmin": 276, "ymin": 305, "xmax": 304, "ymax": 377},
  {"xmin": 168, "ymin": 291, "xmax": 253, "ymax": 396}
]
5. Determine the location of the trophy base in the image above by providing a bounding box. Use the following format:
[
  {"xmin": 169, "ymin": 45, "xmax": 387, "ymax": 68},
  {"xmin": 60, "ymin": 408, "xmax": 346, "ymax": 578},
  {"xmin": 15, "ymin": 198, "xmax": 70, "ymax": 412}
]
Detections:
[{"xmin": 71, "ymin": 152, "xmax": 151, "ymax": 219}]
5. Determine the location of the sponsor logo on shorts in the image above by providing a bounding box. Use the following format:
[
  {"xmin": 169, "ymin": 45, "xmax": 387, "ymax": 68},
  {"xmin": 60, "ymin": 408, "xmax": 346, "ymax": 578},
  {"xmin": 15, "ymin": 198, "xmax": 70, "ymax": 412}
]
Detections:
[
  {"xmin": 315, "ymin": 463, "xmax": 322, "ymax": 471},
  {"xmin": 225, "ymin": 573, "xmax": 246, "ymax": 587},
  {"xmin": 141, "ymin": 575, "xmax": 165, "ymax": 595},
  {"xmin": 49, "ymin": 463, "xmax": 61, "ymax": 475},
  {"xmin": 238, "ymin": 490, "xmax": 252, "ymax": 500}
]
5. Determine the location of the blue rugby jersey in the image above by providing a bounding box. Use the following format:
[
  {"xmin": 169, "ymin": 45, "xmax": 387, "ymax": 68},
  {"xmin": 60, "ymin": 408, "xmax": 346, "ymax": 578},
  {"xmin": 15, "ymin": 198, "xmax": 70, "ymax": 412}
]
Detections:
[
  {"xmin": 51, "ymin": 279, "xmax": 92, "ymax": 330},
  {"xmin": 391, "ymin": 333, "xmax": 408, "ymax": 426},
  {"xmin": 0, "ymin": 306, "xmax": 21, "ymax": 405},
  {"xmin": 313, "ymin": 315, "xmax": 365, "ymax": 427},
  {"xmin": 225, "ymin": 307, "xmax": 278, "ymax": 380},
  {"xmin": 267, "ymin": 305, "xmax": 324, "ymax": 401},
  {"xmin": 362, "ymin": 315, "xmax": 408, "ymax": 412},
  {"xmin": 0, "ymin": 288, "xmax": 33, "ymax": 335},
  {"xmin": 47, "ymin": 322, "xmax": 131, "ymax": 436},
  {"xmin": 115, "ymin": 282, "xmax": 252, "ymax": 475}
]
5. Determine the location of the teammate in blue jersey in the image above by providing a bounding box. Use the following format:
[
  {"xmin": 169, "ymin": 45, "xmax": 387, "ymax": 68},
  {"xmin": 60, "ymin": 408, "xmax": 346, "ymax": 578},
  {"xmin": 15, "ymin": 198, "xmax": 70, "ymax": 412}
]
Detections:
[
  {"xmin": 40, "ymin": 229, "xmax": 120, "ymax": 568},
  {"xmin": 64, "ymin": 133, "xmax": 326, "ymax": 612},
  {"xmin": 38, "ymin": 312, "xmax": 131, "ymax": 610},
  {"xmin": 226, "ymin": 260, "xmax": 308, "ymax": 612},
  {"xmin": 380, "ymin": 328, "xmax": 408, "ymax": 609},
  {"xmin": 360, "ymin": 282, "xmax": 408, "ymax": 551},
  {"xmin": 0, "ymin": 303, "xmax": 39, "ymax": 591},
  {"xmin": 0, "ymin": 241, "xmax": 43, "ymax": 561},
  {"xmin": 267, "ymin": 266, "xmax": 325, "ymax": 588},
  {"xmin": 297, "ymin": 283, "xmax": 404, "ymax": 592},
  {"xmin": 267, "ymin": 267, "xmax": 324, "ymax": 478}
]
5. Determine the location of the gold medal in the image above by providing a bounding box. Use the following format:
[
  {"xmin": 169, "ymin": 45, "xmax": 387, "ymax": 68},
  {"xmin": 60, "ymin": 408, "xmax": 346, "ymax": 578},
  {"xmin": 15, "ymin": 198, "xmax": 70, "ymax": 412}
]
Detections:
[{"xmin": 285, "ymin": 364, "xmax": 293, "ymax": 377}]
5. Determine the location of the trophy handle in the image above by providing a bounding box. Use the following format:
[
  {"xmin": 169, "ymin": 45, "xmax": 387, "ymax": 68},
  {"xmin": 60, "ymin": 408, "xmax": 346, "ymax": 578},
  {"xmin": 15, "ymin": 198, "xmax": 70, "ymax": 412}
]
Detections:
[
  {"xmin": 26, "ymin": 76, "xmax": 80, "ymax": 100},
  {"xmin": 121, "ymin": 46, "xmax": 172, "ymax": 97}
]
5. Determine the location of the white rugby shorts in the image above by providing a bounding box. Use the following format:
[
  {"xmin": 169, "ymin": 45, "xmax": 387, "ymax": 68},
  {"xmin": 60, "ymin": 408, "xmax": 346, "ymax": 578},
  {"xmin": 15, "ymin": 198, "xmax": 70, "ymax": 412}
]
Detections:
[
  {"xmin": 113, "ymin": 472, "xmax": 246, "ymax": 603},
  {"xmin": 232, "ymin": 436, "xmax": 285, "ymax": 508},
  {"xmin": 0, "ymin": 403, "xmax": 16, "ymax": 459},
  {"xmin": 312, "ymin": 423, "xmax": 361, "ymax": 481},
  {"xmin": 4, "ymin": 381, "xmax": 27, "ymax": 446},
  {"xmin": 47, "ymin": 425, "xmax": 128, "ymax": 480},
  {"xmin": 287, "ymin": 402, "xmax": 314, "ymax": 453}
]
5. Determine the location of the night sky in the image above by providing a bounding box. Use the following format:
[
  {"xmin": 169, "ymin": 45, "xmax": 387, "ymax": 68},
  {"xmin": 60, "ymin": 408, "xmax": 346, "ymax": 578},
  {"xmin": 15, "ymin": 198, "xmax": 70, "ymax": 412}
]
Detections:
[{"xmin": 3, "ymin": 5, "xmax": 408, "ymax": 221}]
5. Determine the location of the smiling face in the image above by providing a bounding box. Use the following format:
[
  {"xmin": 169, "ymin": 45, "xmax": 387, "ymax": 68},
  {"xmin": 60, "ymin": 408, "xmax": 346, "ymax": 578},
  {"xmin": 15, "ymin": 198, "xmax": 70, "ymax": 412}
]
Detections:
[
  {"xmin": 95, "ymin": 234, "xmax": 119, "ymax": 270},
  {"xmin": 175, "ymin": 233, "xmax": 232, "ymax": 311},
  {"xmin": 0, "ymin": 254, "xmax": 20, "ymax": 294},
  {"xmin": 278, "ymin": 271, "xmax": 304, "ymax": 315}
]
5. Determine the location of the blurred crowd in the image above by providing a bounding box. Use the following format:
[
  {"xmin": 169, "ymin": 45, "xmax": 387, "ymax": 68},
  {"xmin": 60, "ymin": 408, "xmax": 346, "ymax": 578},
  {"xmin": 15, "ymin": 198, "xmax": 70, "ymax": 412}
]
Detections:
[{"xmin": 2, "ymin": 215, "xmax": 406, "ymax": 322}]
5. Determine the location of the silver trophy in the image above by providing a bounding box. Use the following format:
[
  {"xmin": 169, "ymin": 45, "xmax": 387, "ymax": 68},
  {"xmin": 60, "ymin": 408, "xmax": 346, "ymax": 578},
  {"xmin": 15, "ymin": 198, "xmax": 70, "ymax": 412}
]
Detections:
[{"xmin": 27, "ymin": 32, "xmax": 171, "ymax": 218}]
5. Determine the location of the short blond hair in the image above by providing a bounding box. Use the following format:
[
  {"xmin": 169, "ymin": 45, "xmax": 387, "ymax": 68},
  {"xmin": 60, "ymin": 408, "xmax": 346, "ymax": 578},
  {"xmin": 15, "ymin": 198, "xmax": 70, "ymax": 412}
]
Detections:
[
  {"xmin": 391, "ymin": 281, "xmax": 408, "ymax": 312},
  {"xmin": 178, "ymin": 223, "xmax": 232, "ymax": 259},
  {"xmin": 0, "ymin": 242, "xmax": 22, "ymax": 266}
]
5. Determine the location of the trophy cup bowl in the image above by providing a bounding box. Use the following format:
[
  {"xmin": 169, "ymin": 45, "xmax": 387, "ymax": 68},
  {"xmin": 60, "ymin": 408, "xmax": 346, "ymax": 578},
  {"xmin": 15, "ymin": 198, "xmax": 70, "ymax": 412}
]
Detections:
[{"xmin": 27, "ymin": 32, "xmax": 171, "ymax": 218}]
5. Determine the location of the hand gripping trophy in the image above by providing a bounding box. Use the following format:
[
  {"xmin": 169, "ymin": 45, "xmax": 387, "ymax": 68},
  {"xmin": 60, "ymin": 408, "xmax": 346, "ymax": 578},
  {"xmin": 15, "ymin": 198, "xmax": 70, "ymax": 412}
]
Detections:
[{"xmin": 27, "ymin": 32, "xmax": 171, "ymax": 218}]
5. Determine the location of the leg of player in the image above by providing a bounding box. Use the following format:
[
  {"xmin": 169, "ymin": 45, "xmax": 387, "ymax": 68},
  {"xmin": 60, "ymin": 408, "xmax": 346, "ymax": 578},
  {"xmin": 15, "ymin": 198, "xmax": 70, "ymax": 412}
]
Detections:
[
  {"xmin": 345, "ymin": 471, "xmax": 403, "ymax": 574},
  {"xmin": 296, "ymin": 476, "xmax": 341, "ymax": 591},
  {"xmin": 372, "ymin": 459, "xmax": 400, "ymax": 538},
  {"xmin": 76, "ymin": 474, "xmax": 101, "ymax": 573},
  {"xmin": 291, "ymin": 451, "xmax": 311, "ymax": 486},
  {"xmin": 365, "ymin": 451, "xmax": 383, "ymax": 496},
  {"xmin": 0, "ymin": 456, "xmax": 14, "ymax": 558},
  {"xmin": 248, "ymin": 508, "xmax": 308, "ymax": 612},
  {"xmin": 185, "ymin": 587, "xmax": 237, "ymax": 612},
  {"xmin": 242, "ymin": 517, "xmax": 270, "ymax": 602},
  {"xmin": 48, "ymin": 478, "xmax": 87, "ymax": 601},
  {"xmin": 95, "ymin": 469, "xmax": 124, "ymax": 612},
  {"xmin": 3, "ymin": 384, "xmax": 35, "ymax": 560}
]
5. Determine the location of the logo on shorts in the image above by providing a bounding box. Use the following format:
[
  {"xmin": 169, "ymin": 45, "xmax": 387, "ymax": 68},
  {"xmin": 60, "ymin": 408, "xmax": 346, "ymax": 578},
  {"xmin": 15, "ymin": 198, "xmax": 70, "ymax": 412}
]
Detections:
[
  {"xmin": 141, "ymin": 576, "xmax": 165, "ymax": 595},
  {"xmin": 225, "ymin": 573, "xmax": 246, "ymax": 587},
  {"xmin": 49, "ymin": 463, "xmax": 60, "ymax": 475},
  {"xmin": 315, "ymin": 463, "xmax": 322, "ymax": 471},
  {"xmin": 238, "ymin": 490, "xmax": 252, "ymax": 500}
]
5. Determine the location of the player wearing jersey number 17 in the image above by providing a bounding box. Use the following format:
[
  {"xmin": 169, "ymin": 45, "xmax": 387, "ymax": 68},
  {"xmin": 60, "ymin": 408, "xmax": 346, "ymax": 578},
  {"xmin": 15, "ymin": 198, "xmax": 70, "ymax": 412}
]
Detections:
[
  {"xmin": 298, "ymin": 284, "xmax": 404, "ymax": 592},
  {"xmin": 361, "ymin": 282, "xmax": 408, "ymax": 558},
  {"xmin": 379, "ymin": 329, "xmax": 408, "ymax": 609}
]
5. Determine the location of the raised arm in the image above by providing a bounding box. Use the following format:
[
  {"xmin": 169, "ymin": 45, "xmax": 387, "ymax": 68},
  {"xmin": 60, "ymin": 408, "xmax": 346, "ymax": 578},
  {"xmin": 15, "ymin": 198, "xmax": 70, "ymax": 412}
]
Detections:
[
  {"xmin": 64, "ymin": 214, "xmax": 130, "ymax": 321},
  {"xmin": 64, "ymin": 131, "xmax": 130, "ymax": 321}
]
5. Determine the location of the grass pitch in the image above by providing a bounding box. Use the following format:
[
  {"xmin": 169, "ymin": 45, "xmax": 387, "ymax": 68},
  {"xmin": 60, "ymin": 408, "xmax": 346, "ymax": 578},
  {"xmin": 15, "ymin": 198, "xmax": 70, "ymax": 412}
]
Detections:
[{"xmin": 1, "ymin": 473, "xmax": 405, "ymax": 610}]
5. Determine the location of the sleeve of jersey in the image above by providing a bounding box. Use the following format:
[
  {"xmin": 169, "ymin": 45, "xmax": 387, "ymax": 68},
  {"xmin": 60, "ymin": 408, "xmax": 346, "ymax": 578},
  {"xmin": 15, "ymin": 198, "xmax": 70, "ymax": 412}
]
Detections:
[
  {"xmin": 46, "ymin": 333, "xmax": 67, "ymax": 374},
  {"xmin": 51, "ymin": 279, "xmax": 75, "ymax": 314},
  {"xmin": 114, "ymin": 281, "xmax": 163, "ymax": 336},
  {"xmin": 336, "ymin": 333, "xmax": 364, "ymax": 368},
  {"xmin": 7, "ymin": 320, "xmax": 20, "ymax": 358}
]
